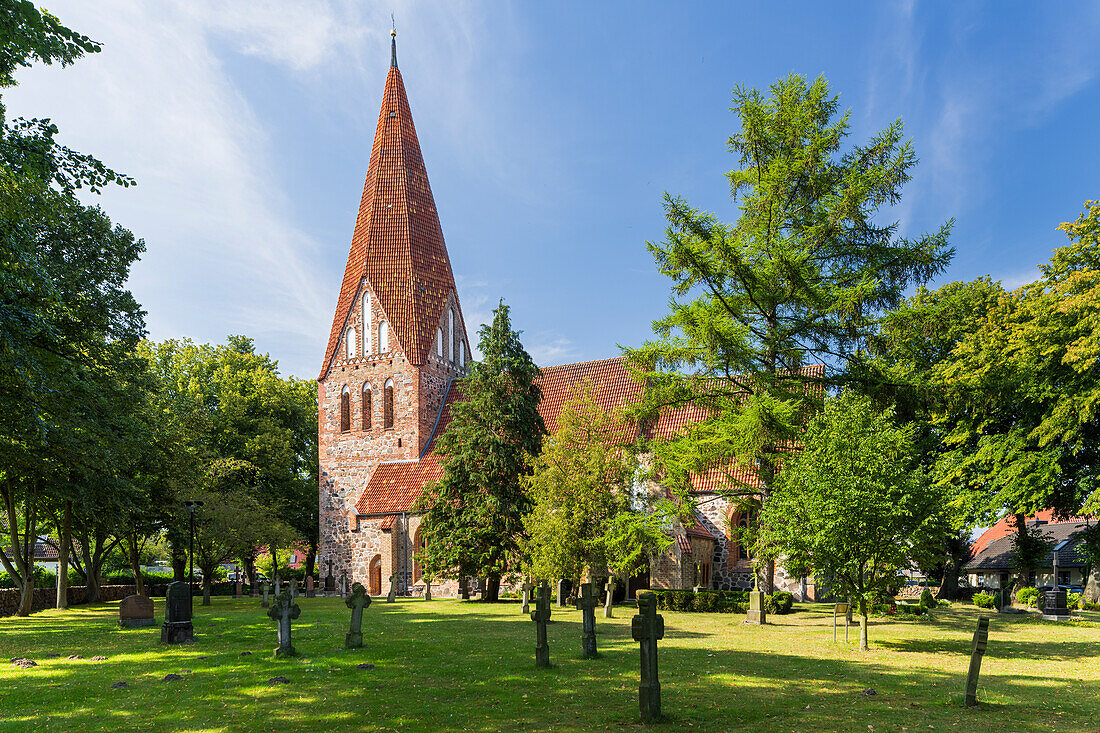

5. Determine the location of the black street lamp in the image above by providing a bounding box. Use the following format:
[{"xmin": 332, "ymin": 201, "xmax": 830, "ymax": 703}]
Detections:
[{"xmin": 183, "ymin": 499, "xmax": 204, "ymax": 615}]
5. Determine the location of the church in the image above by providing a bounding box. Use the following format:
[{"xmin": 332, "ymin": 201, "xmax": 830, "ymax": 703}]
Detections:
[{"xmin": 317, "ymin": 34, "xmax": 809, "ymax": 600}]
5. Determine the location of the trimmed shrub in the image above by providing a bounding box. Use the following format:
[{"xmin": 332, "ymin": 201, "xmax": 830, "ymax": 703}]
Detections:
[
  {"xmin": 693, "ymin": 590, "xmax": 724, "ymax": 613},
  {"xmin": 919, "ymin": 587, "xmax": 935, "ymax": 610},
  {"xmin": 1067, "ymin": 592, "xmax": 1082, "ymax": 610},
  {"xmin": 771, "ymin": 591, "xmax": 794, "ymax": 614},
  {"xmin": 972, "ymin": 592, "xmax": 995, "ymax": 609},
  {"xmin": 729, "ymin": 602, "xmax": 749, "ymax": 613},
  {"xmin": 1016, "ymin": 586, "xmax": 1039, "ymax": 608},
  {"xmin": 896, "ymin": 601, "xmax": 927, "ymax": 615}
]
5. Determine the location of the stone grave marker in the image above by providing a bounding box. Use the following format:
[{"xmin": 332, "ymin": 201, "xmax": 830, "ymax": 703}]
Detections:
[
  {"xmin": 531, "ymin": 581, "xmax": 552, "ymax": 668},
  {"xmin": 964, "ymin": 616, "xmax": 991, "ymax": 707},
  {"xmin": 161, "ymin": 581, "xmax": 194, "ymax": 643},
  {"xmin": 521, "ymin": 580, "xmax": 533, "ymax": 615},
  {"xmin": 306, "ymin": 575, "xmax": 315, "ymax": 598},
  {"xmin": 387, "ymin": 571, "xmax": 400, "ymax": 603},
  {"xmin": 290, "ymin": 578, "xmax": 298, "ymax": 602},
  {"xmin": 119, "ymin": 594, "xmax": 155, "ymax": 628},
  {"xmin": 235, "ymin": 578, "xmax": 243, "ymax": 598},
  {"xmin": 345, "ymin": 582, "xmax": 372, "ymax": 649},
  {"xmin": 261, "ymin": 581, "xmax": 271, "ymax": 609},
  {"xmin": 274, "ymin": 575, "xmax": 281, "ymax": 597},
  {"xmin": 746, "ymin": 589, "xmax": 767, "ymax": 625},
  {"xmin": 340, "ymin": 573, "xmax": 347, "ymax": 599},
  {"xmin": 575, "ymin": 582, "xmax": 598, "ymax": 658},
  {"xmin": 604, "ymin": 576, "xmax": 616, "ymax": 618},
  {"xmin": 267, "ymin": 589, "xmax": 302, "ymax": 658},
  {"xmin": 250, "ymin": 573, "xmax": 259, "ymax": 598},
  {"xmin": 459, "ymin": 577, "xmax": 469, "ymax": 600},
  {"xmin": 1042, "ymin": 588, "xmax": 1070, "ymax": 621},
  {"xmin": 632, "ymin": 592, "xmax": 665, "ymax": 722},
  {"xmin": 325, "ymin": 557, "xmax": 336, "ymax": 595},
  {"xmin": 557, "ymin": 579, "xmax": 567, "ymax": 607}
]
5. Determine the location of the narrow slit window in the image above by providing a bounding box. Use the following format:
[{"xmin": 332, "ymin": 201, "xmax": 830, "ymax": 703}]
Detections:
[
  {"xmin": 345, "ymin": 327, "xmax": 356, "ymax": 360},
  {"xmin": 437, "ymin": 327, "xmax": 444, "ymax": 357},
  {"xmin": 340, "ymin": 386, "xmax": 351, "ymax": 433},
  {"xmin": 384, "ymin": 378, "xmax": 395, "ymax": 429},
  {"xmin": 363, "ymin": 292, "xmax": 372, "ymax": 354},
  {"xmin": 379, "ymin": 321, "xmax": 389, "ymax": 352},
  {"xmin": 362, "ymin": 384, "xmax": 372, "ymax": 430}
]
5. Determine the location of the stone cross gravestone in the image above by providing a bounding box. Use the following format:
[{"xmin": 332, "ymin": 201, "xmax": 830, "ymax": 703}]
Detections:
[
  {"xmin": 261, "ymin": 581, "xmax": 271, "ymax": 609},
  {"xmin": 632, "ymin": 593, "xmax": 665, "ymax": 722},
  {"xmin": 119, "ymin": 594, "xmax": 155, "ymax": 628},
  {"xmin": 521, "ymin": 581, "xmax": 533, "ymax": 615},
  {"xmin": 235, "ymin": 578, "xmax": 243, "ymax": 598},
  {"xmin": 387, "ymin": 571, "xmax": 400, "ymax": 603},
  {"xmin": 161, "ymin": 581, "xmax": 194, "ymax": 643},
  {"xmin": 306, "ymin": 575, "xmax": 315, "ymax": 598},
  {"xmin": 531, "ymin": 581, "xmax": 552, "ymax": 668},
  {"xmin": 325, "ymin": 557, "xmax": 336, "ymax": 595},
  {"xmin": 604, "ymin": 576, "xmax": 616, "ymax": 618},
  {"xmin": 267, "ymin": 589, "xmax": 302, "ymax": 657},
  {"xmin": 345, "ymin": 582, "xmax": 372, "ymax": 649},
  {"xmin": 575, "ymin": 582, "xmax": 598, "ymax": 658},
  {"xmin": 964, "ymin": 616, "xmax": 990, "ymax": 707},
  {"xmin": 557, "ymin": 579, "xmax": 567, "ymax": 607},
  {"xmin": 423, "ymin": 577, "xmax": 432, "ymax": 601}
]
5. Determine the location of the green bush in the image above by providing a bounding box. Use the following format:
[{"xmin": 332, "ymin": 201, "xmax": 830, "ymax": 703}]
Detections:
[
  {"xmin": 1017, "ymin": 586, "xmax": 1039, "ymax": 607},
  {"xmin": 919, "ymin": 587, "xmax": 935, "ymax": 609},
  {"xmin": 973, "ymin": 592, "xmax": 995, "ymax": 609},
  {"xmin": 897, "ymin": 601, "xmax": 927, "ymax": 615},
  {"xmin": 1083, "ymin": 601, "xmax": 1100, "ymax": 612},
  {"xmin": 693, "ymin": 590, "xmax": 724, "ymax": 612},
  {"xmin": 729, "ymin": 601, "xmax": 748, "ymax": 613},
  {"xmin": 1067, "ymin": 592, "xmax": 1082, "ymax": 610},
  {"xmin": 771, "ymin": 591, "xmax": 794, "ymax": 614}
]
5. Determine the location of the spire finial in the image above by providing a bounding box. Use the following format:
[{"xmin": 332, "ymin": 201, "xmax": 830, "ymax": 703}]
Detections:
[{"xmin": 390, "ymin": 15, "xmax": 397, "ymax": 67}]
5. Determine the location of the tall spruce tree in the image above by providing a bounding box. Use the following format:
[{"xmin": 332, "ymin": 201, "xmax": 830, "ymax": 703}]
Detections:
[
  {"xmin": 626, "ymin": 74, "xmax": 953, "ymax": 590},
  {"xmin": 416, "ymin": 301, "xmax": 546, "ymax": 602}
]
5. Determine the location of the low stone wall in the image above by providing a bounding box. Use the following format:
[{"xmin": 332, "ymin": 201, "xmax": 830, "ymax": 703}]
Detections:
[{"xmin": 0, "ymin": 581, "xmax": 238, "ymax": 617}]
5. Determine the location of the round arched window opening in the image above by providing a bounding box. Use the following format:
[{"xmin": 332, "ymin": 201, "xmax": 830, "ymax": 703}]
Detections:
[
  {"xmin": 384, "ymin": 378, "xmax": 395, "ymax": 429},
  {"xmin": 339, "ymin": 385, "xmax": 351, "ymax": 433}
]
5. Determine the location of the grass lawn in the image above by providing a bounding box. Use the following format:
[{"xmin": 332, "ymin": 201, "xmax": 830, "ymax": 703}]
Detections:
[{"xmin": 0, "ymin": 597, "xmax": 1097, "ymax": 732}]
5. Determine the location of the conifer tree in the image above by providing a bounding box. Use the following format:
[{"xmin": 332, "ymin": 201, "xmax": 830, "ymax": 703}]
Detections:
[
  {"xmin": 627, "ymin": 74, "xmax": 953, "ymax": 590},
  {"xmin": 416, "ymin": 301, "xmax": 546, "ymax": 601}
]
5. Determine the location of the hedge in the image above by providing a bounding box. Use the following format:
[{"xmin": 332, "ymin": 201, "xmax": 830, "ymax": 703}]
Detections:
[{"xmin": 636, "ymin": 588, "xmax": 793, "ymax": 614}]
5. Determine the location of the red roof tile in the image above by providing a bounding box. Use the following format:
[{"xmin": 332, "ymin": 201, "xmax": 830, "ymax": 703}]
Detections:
[
  {"xmin": 676, "ymin": 535, "xmax": 693, "ymax": 555},
  {"xmin": 321, "ymin": 53, "xmax": 462, "ymax": 378}
]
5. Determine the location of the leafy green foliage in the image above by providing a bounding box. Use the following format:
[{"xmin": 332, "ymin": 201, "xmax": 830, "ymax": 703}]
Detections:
[
  {"xmin": 919, "ymin": 587, "xmax": 935, "ymax": 610},
  {"xmin": 626, "ymin": 74, "xmax": 951, "ymax": 589},
  {"xmin": 1016, "ymin": 587, "xmax": 1039, "ymax": 608},
  {"xmin": 759, "ymin": 393, "xmax": 944, "ymax": 649},
  {"xmin": 972, "ymin": 593, "xmax": 995, "ymax": 609},
  {"xmin": 416, "ymin": 302, "xmax": 546, "ymax": 599}
]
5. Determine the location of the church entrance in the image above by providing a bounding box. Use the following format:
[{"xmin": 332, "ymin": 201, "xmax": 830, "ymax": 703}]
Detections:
[{"xmin": 369, "ymin": 555, "xmax": 382, "ymax": 596}]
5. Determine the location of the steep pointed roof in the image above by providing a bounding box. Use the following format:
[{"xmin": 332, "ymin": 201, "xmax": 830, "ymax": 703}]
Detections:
[{"xmin": 320, "ymin": 37, "xmax": 459, "ymax": 378}]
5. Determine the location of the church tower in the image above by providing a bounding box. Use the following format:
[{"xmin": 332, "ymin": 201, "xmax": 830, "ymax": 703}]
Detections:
[{"xmin": 318, "ymin": 31, "xmax": 471, "ymax": 590}]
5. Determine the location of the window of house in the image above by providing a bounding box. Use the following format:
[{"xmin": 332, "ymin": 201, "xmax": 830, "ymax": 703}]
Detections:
[
  {"xmin": 437, "ymin": 327, "xmax": 443, "ymax": 357},
  {"xmin": 384, "ymin": 378, "xmax": 394, "ymax": 429},
  {"xmin": 362, "ymin": 383, "xmax": 372, "ymax": 430},
  {"xmin": 379, "ymin": 321, "xmax": 389, "ymax": 352},
  {"xmin": 340, "ymin": 386, "xmax": 350, "ymax": 432},
  {"xmin": 345, "ymin": 327, "xmax": 355, "ymax": 360},
  {"xmin": 1058, "ymin": 570, "xmax": 1071, "ymax": 586}
]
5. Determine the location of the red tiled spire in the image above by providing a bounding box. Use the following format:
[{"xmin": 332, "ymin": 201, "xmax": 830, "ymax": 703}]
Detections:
[{"xmin": 320, "ymin": 33, "xmax": 460, "ymax": 378}]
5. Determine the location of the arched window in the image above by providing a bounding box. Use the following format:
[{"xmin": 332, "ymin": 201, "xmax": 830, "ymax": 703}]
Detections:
[
  {"xmin": 384, "ymin": 378, "xmax": 394, "ymax": 429},
  {"xmin": 340, "ymin": 386, "xmax": 350, "ymax": 433},
  {"xmin": 363, "ymin": 292, "xmax": 371, "ymax": 353},
  {"xmin": 731, "ymin": 510, "xmax": 753, "ymax": 562},
  {"xmin": 436, "ymin": 327, "xmax": 443, "ymax": 357},
  {"xmin": 362, "ymin": 383, "xmax": 372, "ymax": 430},
  {"xmin": 448, "ymin": 309, "xmax": 454, "ymax": 362},
  {"xmin": 458, "ymin": 341, "xmax": 465, "ymax": 368},
  {"xmin": 345, "ymin": 327, "xmax": 356, "ymax": 360},
  {"xmin": 379, "ymin": 321, "xmax": 389, "ymax": 353}
]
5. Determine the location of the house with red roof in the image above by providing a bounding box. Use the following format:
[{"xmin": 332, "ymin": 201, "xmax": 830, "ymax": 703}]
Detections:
[
  {"xmin": 317, "ymin": 34, "xmax": 809, "ymax": 599},
  {"xmin": 964, "ymin": 512, "xmax": 1094, "ymax": 591}
]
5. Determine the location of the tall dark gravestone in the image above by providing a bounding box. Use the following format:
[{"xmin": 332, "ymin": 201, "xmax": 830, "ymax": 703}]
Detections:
[
  {"xmin": 964, "ymin": 616, "xmax": 990, "ymax": 707},
  {"xmin": 531, "ymin": 581, "xmax": 552, "ymax": 668},
  {"xmin": 306, "ymin": 575, "xmax": 316, "ymax": 598},
  {"xmin": 325, "ymin": 557, "xmax": 336, "ymax": 595},
  {"xmin": 345, "ymin": 582, "xmax": 372, "ymax": 649},
  {"xmin": 575, "ymin": 582, "xmax": 598, "ymax": 658},
  {"xmin": 161, "ymin": 581, "xmax": 194, "ymax": 643},
  {"xmin": 632, "ymin": 593, "xmax": 665, "ymax": 722}
]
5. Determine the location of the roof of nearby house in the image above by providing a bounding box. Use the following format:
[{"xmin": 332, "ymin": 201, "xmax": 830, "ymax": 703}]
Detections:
[
  {"xmin": 969, "ymin": 510, "xmax": 1086, "ymax": 556},
  {"xmin": 964, "ymin": 518, "xmax": 1090, "ymax": 571}
]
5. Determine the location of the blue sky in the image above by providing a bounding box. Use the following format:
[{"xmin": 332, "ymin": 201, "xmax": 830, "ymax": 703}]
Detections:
[{"xmin": 6, "ymin": 2, "xmax": 1100, "ymax": 379}]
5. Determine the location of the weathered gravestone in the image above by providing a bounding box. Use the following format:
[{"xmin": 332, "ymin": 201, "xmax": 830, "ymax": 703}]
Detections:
[
  {"xmin": 746, "ymin": 589, "xmax": 767, "ymax": 625},
  {"xmin": 119, "ymin": 594, "xmax": 155, "ymax": 628},
  {"xmin": 604, "ymin": 576, "xmax": 616, "ymax": 618},
  {"xmin": 964, "ymin": 616, "xmax": 991, "ymax": 707},
  {"xmin": 521, "ymin": 580, "xmax": 533, "ymax": 615},
  {"xmin": 575, "ymin": 582, "xmax": 598, "ymax": 658},
  {"xmin": 325, "ymin": 557, "xmax": 336, "ymax": 595},
  {"xmin": 274, "ymin": 575, "xmax": 281, "ymax": 597},
  {"xmin": 459, "ymin": 577, "xmax": 469, "ymax": 600},
  {"xmin": 531, "ymin": 581, "xmax": 552, "ymax": 668},
  {"xmin": 290, "ymin": 578, "xmax": 298, "ymax": 602},
  {"xmin": 632, "ymin": 593, "xmax": 665, "ymax": 722},
  {"xmin": 340, "ymin": 573, "xmax": 347, "ymax": 599},
  {"xmin": 261, "ymin": 581, "xmax": 271, "ymax": 609},
  {"xmin": 235, "ymin": 579, "xmax": 243, "ymax": 598},
  {"xmin": 267, "ymin": 589, "xmax": 301, "ymax": 658},
  {"xmin": 1042, "ymin": 588, "xmax": 1070, "ymax": 621},
  {"xmin": 306, "ymin": 575, "xmax": 315, "ymax": 598},
  {"xmin": 250, "ymin": 574, "xmax": 259, "ymax": 598},
  {"xmin": 387, "ymin": 571, "xmax": 400, "ymax": 603},
  {"xmin": 345, "ymin": 582, "xmax": 372, "ymax": 649},
  {"xmin": 161, "ymin": 582, "xmax": 194, "ymax": 643},
  {"xmin": 557, "ymin": 579, "xmax": 567, "ymax": 607}
]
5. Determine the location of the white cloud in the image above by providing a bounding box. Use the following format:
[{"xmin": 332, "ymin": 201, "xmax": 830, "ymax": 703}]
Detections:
[{"xmin": 527, "ymin": 336, "xmax": 580, "ymax": 368}]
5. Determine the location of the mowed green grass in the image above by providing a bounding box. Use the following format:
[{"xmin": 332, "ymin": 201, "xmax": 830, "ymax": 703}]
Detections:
[{"xmin": 0, "ymin": 597, "xmax": 1097, "ymax": 733}]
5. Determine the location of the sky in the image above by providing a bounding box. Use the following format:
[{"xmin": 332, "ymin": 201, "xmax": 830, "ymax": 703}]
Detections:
[{"xmin": 6, "ymin": 1, "xmax": 1100, "ymax": 379}]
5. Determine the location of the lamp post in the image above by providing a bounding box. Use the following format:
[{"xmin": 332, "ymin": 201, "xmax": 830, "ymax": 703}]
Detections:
[{"xmin": 183, "ymin": 500, "xmax": 204, "ymax": 616}]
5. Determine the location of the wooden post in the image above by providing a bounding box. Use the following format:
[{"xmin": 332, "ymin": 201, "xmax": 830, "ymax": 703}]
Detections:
[{"xmin": 964, "ymin": 616, "xmax": 990, "ymax": 707}]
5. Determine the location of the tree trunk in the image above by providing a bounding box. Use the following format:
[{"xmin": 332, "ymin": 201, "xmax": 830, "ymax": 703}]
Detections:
[
  {"xmin": 56, "ymin": 501, "xmax": 71, "ymax": 610},
  {"xmin": 128, "ymin": 535, "xmax": 144, "ymax": 596},
  {"xmin": 202, "ymin": 574, "xmax": 211, "ymax": 606},
  {"xmin": 83, "ymin": 541, "xmax": 103, "ymax": 603},
  {"xmin": 936, "ymin": 551, "xmax": 960, "ymax": 601},
  {"xmin": 269, "ymin": 543, "xmax": 280, "ymax": 582},
  {"xmin": 1085, "ymin": 566, "xmax": 1100, "ymax": 604},
  {"xmin": 171, "ymin": 543, "xmax": 187, "ymax": 582},
  {"xmin": 243, "ymin": 555, "xmax": 257, "ymax": 595},
  {"xmin": 305, "ymin": 542, "xmax": 317, "ymax": 581},
  {"xmin": 1012, "ymin": 513, "xmax": 1030, "ymax": 601},
  {"xmin": 604, "ymin": 576, "xmax": 615, "ymax": 618},
  {"xmin": 859, "ymin": 599, "xmax": 869, "ymax": 652},
  {"xmin": 483, "ymin": 575, "xmax": 501, "ymax": 602}
]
